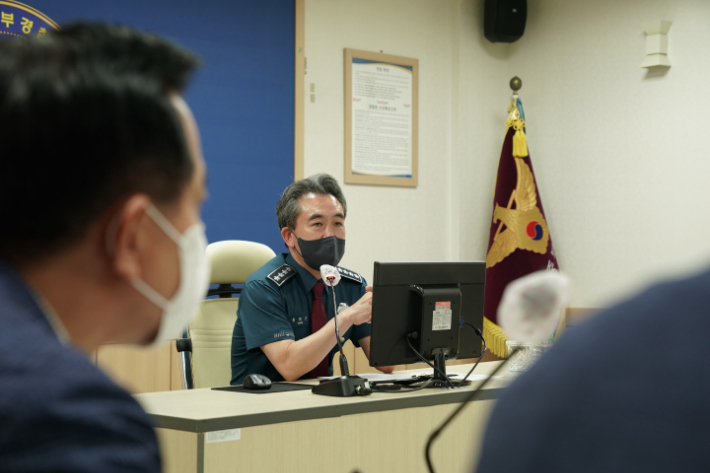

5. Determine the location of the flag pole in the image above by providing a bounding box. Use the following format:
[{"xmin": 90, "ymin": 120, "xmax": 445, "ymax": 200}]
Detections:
[
  {"xmin": 507, "ymin": 77, "xmax": 528, "ymax": 158},
  {"xmin": 509, "ymin": 76, "xmax": 522, "ymax": 120}
]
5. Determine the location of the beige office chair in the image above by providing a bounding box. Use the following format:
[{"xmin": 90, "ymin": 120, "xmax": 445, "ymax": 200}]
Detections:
[{"xmin": 177, "ymin": 240, "xmax": 275, "ymax": 389}]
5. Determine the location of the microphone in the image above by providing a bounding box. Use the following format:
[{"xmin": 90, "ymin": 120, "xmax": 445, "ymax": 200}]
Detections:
[
  {"xmin": 423, "ymin": 270, "xmax": 571, "ymax": 473},
  {"xmin": 320, "ymin": 264, "xmax": 348, "ymax": 376},
  {"xmin": 498, "ymin": 270, "xmax": 570, "ymax": 344},
  {"xmin": 320, "ymin": 264, "xmax": 342, "ymax": 287},
  {"xmin": 311, "ymin": 265, "xmax": 371, "ymax": 397}
]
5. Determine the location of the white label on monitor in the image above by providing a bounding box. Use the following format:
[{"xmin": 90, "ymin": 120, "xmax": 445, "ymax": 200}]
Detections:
[
  {"xmin": 206, "ymin": 429, "xmax": 241, "ymax": 444},
  {"xmin": 432, "ymin": 302, "xmax": 452, "ymax": 331}
]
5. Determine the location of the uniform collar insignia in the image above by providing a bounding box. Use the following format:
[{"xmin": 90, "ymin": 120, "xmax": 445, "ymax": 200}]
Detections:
[
  {"xmin": 267, "ymin": 264, "xmax": 297, "ymax": 287},
  {"xmin": 336, "ymin": 266, "xmax": 362, "ymax": 284}
]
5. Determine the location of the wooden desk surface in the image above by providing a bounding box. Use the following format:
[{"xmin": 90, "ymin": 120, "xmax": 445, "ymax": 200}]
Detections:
[{"xmin": 135, "ymin": 361, "xmax": 509, "ymax": 433}]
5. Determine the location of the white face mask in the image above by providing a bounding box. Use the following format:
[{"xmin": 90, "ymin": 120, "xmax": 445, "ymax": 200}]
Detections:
[{"xmin": 131, "ymin": 205, "xmax": 210, "ymax": 346}]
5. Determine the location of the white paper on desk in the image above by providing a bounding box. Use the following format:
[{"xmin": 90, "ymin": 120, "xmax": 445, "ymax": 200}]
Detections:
[
  {"xmin": 359, "ymin": 373, "xmax": 421, "ymax": 383},
  {"xmin": 461, "ymin": 373, "xmax": 504, "ymax": 381},
  {"xmin": 318, "ymin": 371, "xmax": 502, "ymax": 383},
  {"xmin": 317, "ymin": 373, "xmax": 420, "ymax": 382}
]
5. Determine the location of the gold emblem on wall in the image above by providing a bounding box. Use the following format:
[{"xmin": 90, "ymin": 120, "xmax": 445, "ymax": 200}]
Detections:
[{"xmin": 0, "ymin": 1, "xmax": 59, "ymax": 40}]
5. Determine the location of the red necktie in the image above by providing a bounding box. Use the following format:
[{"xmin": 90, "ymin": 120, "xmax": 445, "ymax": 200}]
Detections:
[{"xmin": 309, "ymin": 281, "xmax": 330, "ymax": 378}]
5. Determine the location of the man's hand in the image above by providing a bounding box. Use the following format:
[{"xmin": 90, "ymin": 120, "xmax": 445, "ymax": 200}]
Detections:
[
  {"xmin": 260, "ymin": 286, "xmax": 375, "ymax": 381},
  {"xmin": 359, "ymin": 337, "xmax": 395, "ymax": 374},
  {"xmin": 342, "ymin": 286, "xmax": 373, "ymax": 326}
]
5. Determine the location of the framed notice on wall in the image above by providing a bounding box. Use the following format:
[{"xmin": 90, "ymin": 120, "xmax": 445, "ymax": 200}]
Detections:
[{"xmin": 344, "ymin": 49, "xmax": 419, "ymax": 187}]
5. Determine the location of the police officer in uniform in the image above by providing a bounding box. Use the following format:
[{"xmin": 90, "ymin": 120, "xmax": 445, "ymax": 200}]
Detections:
[{"xmin": 231, "ymin": 174, "xmax": 393, "ymax": 384}]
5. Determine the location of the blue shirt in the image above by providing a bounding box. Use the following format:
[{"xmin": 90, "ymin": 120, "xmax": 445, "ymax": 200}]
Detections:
[
  {"xmin": 0, "ymin": 260, "xmax": 160, "ymax": 472},
  {"xmin": 476, "ymin": 268, "xmax": 710, "ymax": 472},
  {"xmin": 231, "ymin": 253, "xmax": 371, "ymax": 385}
]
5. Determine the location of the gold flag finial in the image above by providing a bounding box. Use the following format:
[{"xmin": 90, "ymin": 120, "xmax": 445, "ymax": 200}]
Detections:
[
  {"xmin": 510, "ymin": 76, "xmax": 522, "ymax": 92},
  {"xmin": 506, "ymin": 77, "xmax": 528, "ymax": 158}
]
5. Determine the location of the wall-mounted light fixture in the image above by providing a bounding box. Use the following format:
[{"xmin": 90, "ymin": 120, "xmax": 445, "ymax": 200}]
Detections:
[{"xmin": 641, "ymin": 20, "xmax": 672, "ymax": 68}]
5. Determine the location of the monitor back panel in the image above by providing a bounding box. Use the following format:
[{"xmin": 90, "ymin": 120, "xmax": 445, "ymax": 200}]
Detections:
[{"xmin": 369, "ymin": 261, "xmax": 485, "ymax": 367}]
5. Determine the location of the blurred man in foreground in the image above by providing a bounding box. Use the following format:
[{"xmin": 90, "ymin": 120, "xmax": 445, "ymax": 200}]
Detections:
[
  {"xmin": 476, "ymin": 270, "xmax": 710, "ymax": 472},
  {"xmin": 0, "ymin": 24, "xmax": 208, "ymax": 471}
]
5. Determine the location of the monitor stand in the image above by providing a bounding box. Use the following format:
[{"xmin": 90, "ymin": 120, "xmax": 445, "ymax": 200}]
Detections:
[
  {"xmin": 410, "ymin": 352, "xmax": 470, "ymax": 388},
  {"xmin": 431, "ymin": 351, "xmax": 456, "ymax": 387},
  {"xmin": 374, "ymin": 353, "xmax": 470, "ymax": 390}
]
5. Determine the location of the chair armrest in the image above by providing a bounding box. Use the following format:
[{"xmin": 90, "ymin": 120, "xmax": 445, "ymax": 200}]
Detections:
[{"xmin": 176, "ymin": 338, "xmax": 193, "ymax": 353}]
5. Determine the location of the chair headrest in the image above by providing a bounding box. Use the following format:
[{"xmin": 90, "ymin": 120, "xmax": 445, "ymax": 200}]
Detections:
[{"xmin": 206, "ymin": 240, "xmax": 276, "ymax": 285}]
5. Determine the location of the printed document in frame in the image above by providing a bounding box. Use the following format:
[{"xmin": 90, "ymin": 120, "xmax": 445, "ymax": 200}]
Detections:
[{"xmin": 344, "ymin": 48, "xmax": 418, "ymax": 187}]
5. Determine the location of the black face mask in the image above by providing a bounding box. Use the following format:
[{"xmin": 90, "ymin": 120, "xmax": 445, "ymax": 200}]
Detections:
[{"xmin": 295, "ymin": 235, "xmax": 346, "ymax": 271}]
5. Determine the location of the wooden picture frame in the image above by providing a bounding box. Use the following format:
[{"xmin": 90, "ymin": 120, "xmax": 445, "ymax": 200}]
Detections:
[{"xmin": 344, "ymin": 48, "xmax": 419, "ymax": 187}]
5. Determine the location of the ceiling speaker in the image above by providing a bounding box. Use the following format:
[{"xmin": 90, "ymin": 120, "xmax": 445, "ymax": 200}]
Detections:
[{"xmin": 484, "ymin": 0, "xmax": 527, "ymax": 43}]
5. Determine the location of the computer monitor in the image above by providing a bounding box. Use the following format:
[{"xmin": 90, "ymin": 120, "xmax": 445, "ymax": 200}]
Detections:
[{"xmin": 368, "ymin": 261, "xmax": 485, "ymax": 387}]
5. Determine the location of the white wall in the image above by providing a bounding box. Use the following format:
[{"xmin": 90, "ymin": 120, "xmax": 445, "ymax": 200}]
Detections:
[
  {"xmin": 305, "ymin": 0, "xmax": 710, "ymax": 308},
  {"xmin": 303, "ymin": 0, "xmax": 460, "ymax": 284},
  {"xmin": 485, "ymin": 0, "xmax": 710, "ymax": 307},
  {"xmin": 455, "ymin": 0, "xmax": 516, "ymax": 265}
]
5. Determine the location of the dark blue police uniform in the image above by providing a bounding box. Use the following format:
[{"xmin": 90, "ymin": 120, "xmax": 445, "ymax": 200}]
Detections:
[
  {"xmin": 0, "ymin": 260, "xmax": 160, "ymax": 472},
  {"xmin": 231, "ymin": 253, "xmax": 371, "ymax": 385}
]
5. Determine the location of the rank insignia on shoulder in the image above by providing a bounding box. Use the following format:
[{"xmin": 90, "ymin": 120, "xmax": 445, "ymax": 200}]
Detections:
[
  {"xmin": 267, "ymin": 264, "xmax": 297, "ymax": 287},
  {"xmin": 336, "ymin": 266, "xmax": 363, "ymax": 284}
]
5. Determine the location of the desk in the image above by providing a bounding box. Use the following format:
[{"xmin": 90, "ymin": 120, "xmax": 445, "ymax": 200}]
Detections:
[{"xmin": 135, "ymin": 362, "xmax": 509, "ymax": 473}]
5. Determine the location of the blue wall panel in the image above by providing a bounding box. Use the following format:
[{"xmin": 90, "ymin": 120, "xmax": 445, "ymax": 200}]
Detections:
[{"xmin": 21, "ymin": 0, "xmax": 295, "ymax": 252}]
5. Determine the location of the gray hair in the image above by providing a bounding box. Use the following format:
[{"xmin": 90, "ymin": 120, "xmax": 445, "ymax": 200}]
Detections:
[{"xmin": 276, "ymin": 173, "xmax": 347, "ymax": 230}]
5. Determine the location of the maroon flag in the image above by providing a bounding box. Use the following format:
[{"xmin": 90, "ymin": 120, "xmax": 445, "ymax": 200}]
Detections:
[{"xmin": 484, "ymin": 98, "xmax": 560, "ymax": 357}]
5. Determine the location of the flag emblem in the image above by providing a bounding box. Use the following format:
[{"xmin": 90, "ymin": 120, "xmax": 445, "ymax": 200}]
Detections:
[
  {"xmin": 486, "ymin": 156, "xmax": 550, "ymax": 268},
  {"xmin": 527, "ymin": 222, "xmax": 543, "ymax": 241}
]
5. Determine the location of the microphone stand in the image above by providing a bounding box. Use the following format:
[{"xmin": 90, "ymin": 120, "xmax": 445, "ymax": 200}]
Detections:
[
  {"xmin": 424, "ymin": 348, "xmax": 516, "ymax": 473},
  {"xmin": 334, "ymin": 301, "xmax": 350, "ymax": 376},
  {"xmin": 311, "ymin": 276, "xmax": 371, "ymax": 397}
]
